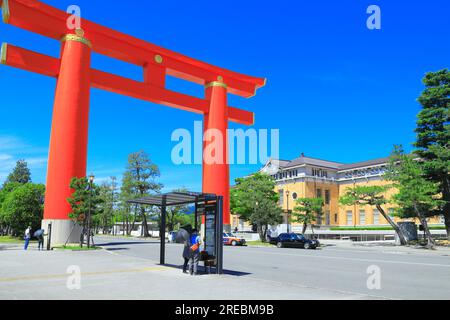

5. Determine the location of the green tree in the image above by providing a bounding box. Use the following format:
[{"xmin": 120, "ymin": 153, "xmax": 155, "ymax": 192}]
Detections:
[
  {"xmin": 340, "ymin": 185, "xmax": 408, "ymax": 245},
  {"xmin": 292, "ymin": 198, "xmax": 324, "ymax": 235},
  {"xmin": 414, "ymin": 69, "xmax": 450, "ymax": 239},
  {"xmin": 3, "ymin": 160, "xmax": 31, "ymax": 186},
  {"xmin": 0, "ymin": 182, "xmax": 22, "ymax": 235},
  {"xmin": 1, "ymin": 183, "xmax": 45, "ymax": 236},
  {"xmin": 230, "ymin": 173, "xmax": 282, "ymax": 241},
  {"xmin": 386, "ymin": 146, "xmax": 444, "ymax": 248},
  {"xmin": 121, "ymin": 151, "xmax": 163, "ymax": 237},
  {"xmin": 97, "ymin": 177, "xmax": 118, "ymax": 234},
  {"xmin": 67, "ymin": 177, "xmax": 102, "ymax": 244}
]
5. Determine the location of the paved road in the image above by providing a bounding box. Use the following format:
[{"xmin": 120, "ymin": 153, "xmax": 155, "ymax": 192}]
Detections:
[{"xmin": 96, "ymin": 236, "xmax": 450, "ymax": 300}]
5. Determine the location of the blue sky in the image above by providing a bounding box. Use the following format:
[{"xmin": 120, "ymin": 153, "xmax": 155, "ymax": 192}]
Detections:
[{"xmin": 0, "ymin": 0, "xmax": 449, "ymax": 190}]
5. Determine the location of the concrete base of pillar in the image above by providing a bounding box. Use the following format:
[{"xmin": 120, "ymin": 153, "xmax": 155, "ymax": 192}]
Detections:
[{"xmin": 41, "ymin": 219, "xmax": 82, "ymax": 247}]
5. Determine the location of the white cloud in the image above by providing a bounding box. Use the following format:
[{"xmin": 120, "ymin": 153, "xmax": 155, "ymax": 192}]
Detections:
[{"xmin": 0, "ymin": 135, "xmax": 48, "ymax": 185}]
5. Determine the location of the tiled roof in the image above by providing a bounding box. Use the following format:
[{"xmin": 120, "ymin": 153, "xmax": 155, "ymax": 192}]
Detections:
[
  {"xmin": 283, "ymin": 156, "xmax": 343, "ymax": 169},
  {"xmin": 273, "ymin": 155, "xmax": 390, "ymax": 171},
  {"xmin": 337, "ymin": 157, "xmax": 391, "ymax": 171}
]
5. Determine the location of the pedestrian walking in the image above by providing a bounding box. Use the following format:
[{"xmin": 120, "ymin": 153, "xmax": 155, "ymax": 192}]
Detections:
[
  {"xmin": 176, "ymin": 226, "xmax": 192, "ymax": 274},
  {"xmin": 188, "ymin": 229, "xmax": 201, "ymax": 276},
  {"xmin": 24, "ymin": 226, "xmax": 31, "ymax": 250}
]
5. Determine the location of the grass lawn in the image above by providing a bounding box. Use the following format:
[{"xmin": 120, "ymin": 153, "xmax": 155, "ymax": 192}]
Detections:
[
  {"xmin": 246, "ymin": 240, "xmax": 274, "ymax": 247},
  {"xmin": 53, "ymin": 244, "xmax": 101, "ymax": 251},
  {"xmin": 0, "ymin": 236, "xmax": 29, "ymax": 244}
]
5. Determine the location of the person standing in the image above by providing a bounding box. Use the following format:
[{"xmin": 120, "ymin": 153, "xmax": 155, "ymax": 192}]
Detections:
[
  {"xmin": 188, "ymin": 229, "xmax": 201, "ymax": 276},
  {"xmin": 24, "ymin": 226, "xmax": 31, "ymax": 250},
  {"xmin": 36, "ymin": 229, "xmax": 45, "ymax": 251},
  {"xmin": 182, "ymin": 237, "xmax": 191, "ymax": 274}
]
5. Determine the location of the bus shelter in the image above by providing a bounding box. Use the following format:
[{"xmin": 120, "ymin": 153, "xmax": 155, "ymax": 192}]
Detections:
[{"xmin": 128, "ymin": 192, "xmax": 223, "ymax": 274}]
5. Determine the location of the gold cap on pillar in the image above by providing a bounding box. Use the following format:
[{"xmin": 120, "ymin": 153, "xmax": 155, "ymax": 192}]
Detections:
[
  {"xmin": 61, "ymin": 29, "xmax": 92, "ymax": 48},
  {"xmin": 205, "ymin": 77, "xmax": 227, "ymax": 89},
  {"xmin": 2, "ymin": 0, "xmax": 10, "ymax": 24},
  {"xmin": 1, "ymin": 43, "xmax": 7, "ymax": 65}
]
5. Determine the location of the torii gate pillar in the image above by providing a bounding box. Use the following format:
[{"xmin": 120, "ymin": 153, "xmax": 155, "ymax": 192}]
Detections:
[
  {"xmin": 42, "ymin": 31, "xmax": 92, "ymax": 244},
  {"xmin": 203, "ymin": 80, "xmax": 231, "ymax": 231}
]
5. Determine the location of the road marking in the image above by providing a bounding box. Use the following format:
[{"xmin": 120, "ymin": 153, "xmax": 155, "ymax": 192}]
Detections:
[
  {"xmin": 0, "ymin": 266, "xmax": 168, "ymax": 283},
  {"xmin": 240, "ymin": 248, "xmax": 450, "ymax": 268}
]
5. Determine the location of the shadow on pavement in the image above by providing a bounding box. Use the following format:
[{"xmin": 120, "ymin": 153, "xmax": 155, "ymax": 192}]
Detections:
[{"xmin": 162, "ymin": 263, "xmax": 252, "ymax": 277}]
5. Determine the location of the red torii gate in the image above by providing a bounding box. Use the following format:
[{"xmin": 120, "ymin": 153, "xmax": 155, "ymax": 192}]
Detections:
[{"xmin": 0, "ymin": 0, "xmax": 265, "ymax": 239}]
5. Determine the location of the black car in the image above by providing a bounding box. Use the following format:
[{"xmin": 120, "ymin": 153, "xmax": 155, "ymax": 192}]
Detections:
[{"xmin": 269, "ymin": 233, "xmax": 319, "ymax": 249}]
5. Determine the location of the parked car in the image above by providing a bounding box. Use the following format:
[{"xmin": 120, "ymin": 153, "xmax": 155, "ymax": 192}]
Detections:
[
  {"xmin": 269, "ymin": 233, "xmax": 319, "ymax": 249},
  {"xmin": 223, "ymin": 233, "xmax": 246, "ymax": 246},
  {"xmin": 168, "ymin": 231, "xmax": 177, "ymax": 243}
]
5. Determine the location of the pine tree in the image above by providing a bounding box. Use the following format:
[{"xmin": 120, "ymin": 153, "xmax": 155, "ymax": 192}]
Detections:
[
  {"xmin": 292, "ymin": 198, "xmax": 324, "ymax": 235},
  {"xmin": 340, "ymin": 185, "xmax": 408, "ymax": 245},
  {"xmin": 386, "ymin": 146, "xmax": 444, "ymax": 248},
  {"xmin": 414, "ymin": 69, "xmax": 450, "ymax": 239},
  {"xmin": 121, "ymin": 151, "xmax": 163, "ymax": 237},
  {"xmin": 4, "ymin": 160, "xmax": 31, "ymax": 186}
]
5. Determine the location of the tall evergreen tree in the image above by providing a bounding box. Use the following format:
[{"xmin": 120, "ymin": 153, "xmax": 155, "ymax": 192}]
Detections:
[
  {"xmin": 4, "ymin": 160, "xmax": 31, "ymax": 186},
  {"xmin": 414, "ymin": 69, "xmax": 450, "ymax": 239},
  {"xmin": 122, "ymin": 151, "xmax": 163, "ymax": 237}
]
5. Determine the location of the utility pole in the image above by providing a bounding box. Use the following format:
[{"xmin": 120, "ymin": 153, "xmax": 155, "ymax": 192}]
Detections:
[
  {"xmin": 286, "ymin": 190, "xmax": 290, "ymax": 234},
  {"xmin": 87, "ymin": 174, "xmax": 94, "ymax": 248}
]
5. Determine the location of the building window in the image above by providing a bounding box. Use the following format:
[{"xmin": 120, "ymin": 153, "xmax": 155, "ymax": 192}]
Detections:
[
  {"xmin": 440, "ymin": 215, "xmax": 445, "ymax": 224},
  {"xmin": 292, "ymin": 192, "xmax": 298, "ymax": 200},
  {"xmin": 346, "ymin": 211, "xmax": 353, "ymax": 226},
  {"xmin": 359, "ymin": 210, "xmax": 366, "ymax": 225},
  {"xmin": 316, "ymin": 188, "xmax": 322, "ymax": 199},
  {"xmin": 279, "ymin": 189, "xmax": 284, "ymax": 205},
  {"xmin": 312, "ymin": 168, "xmax": 328, "ymax": 178},
  {"xmin": 325, "ymin": 190, "xmax": 330, "ymax": 205},
  {"xmin": 334, "ymin": 213, "xmax": 338, "ymax": 224},
  {"xmin": 373, "ymin": 209, "xmax": 380, "ymax": 225},
  {"xmin": 325, "ymin": 211, "xmax": 330, "ymax": 225}
]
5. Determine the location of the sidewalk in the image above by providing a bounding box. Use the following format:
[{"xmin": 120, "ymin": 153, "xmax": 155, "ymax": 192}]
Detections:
[{"xmin": 0, "ymin": 245, "xmax": 383, "ymax": 300}]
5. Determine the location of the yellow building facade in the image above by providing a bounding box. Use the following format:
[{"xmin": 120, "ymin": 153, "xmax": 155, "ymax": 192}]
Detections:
[{"xmin": 231, "ymin": 155, "xmax": 443, "ymax": 231}]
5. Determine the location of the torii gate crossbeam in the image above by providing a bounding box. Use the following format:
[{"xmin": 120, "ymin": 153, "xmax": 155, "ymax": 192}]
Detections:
[{"xmin": 0, "ymin": 0, "xmax": 265, "ymax": 242}]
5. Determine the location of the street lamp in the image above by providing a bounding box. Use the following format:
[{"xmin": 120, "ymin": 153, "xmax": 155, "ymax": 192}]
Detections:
[
  {"xmin": 254, "ymin": 201, "xmax": 259, "ymax": 233},
  {"xmin": 87, "ymin": 174, "xmax": 94, "ymax": 248},
  {"xmin": 286, "ymin": 190, "xmax": 290, "ymax": 234}
]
